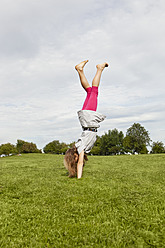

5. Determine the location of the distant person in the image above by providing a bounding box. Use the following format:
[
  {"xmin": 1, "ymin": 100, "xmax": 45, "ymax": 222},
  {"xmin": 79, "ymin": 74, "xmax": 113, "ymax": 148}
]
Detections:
[{"xmin": 64, "ymin": 60, "xmax": 109, "ymax": 178}]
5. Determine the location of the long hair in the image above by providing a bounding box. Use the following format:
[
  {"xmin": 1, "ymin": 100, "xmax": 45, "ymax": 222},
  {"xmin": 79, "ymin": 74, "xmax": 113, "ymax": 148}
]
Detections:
[{"xmin": 64, "ymin": 146, "xmax": 88, "ymax": 178}]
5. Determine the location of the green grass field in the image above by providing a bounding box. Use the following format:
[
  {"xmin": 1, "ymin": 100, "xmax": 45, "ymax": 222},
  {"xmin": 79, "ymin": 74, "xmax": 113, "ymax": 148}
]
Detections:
[{"xmin": 0, "ymin": 154, "xmax": 165, "ymax": 248}]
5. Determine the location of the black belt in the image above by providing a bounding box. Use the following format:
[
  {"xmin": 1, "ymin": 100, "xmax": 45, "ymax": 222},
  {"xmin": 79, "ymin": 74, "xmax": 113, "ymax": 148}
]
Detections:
[{"xmin": 83, "ymin": 127, "xmax": 97, "ymax": 132}]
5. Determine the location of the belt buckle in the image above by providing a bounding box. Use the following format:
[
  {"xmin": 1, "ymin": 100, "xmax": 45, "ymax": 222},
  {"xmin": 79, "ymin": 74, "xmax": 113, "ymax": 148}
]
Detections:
[
  {"xmin": 83, "ymin": 127, "xmax": 97, "ymax": 132},
  {"xmin": 91, "ymin": 128, "xmax": 97, "ymax": 132}
]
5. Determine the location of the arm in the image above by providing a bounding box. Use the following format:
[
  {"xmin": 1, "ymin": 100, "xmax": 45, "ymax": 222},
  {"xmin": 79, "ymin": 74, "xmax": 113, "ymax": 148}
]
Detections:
[{"xmin": 77, "ymin": 150, "xmax": 84, "ymax": 179}]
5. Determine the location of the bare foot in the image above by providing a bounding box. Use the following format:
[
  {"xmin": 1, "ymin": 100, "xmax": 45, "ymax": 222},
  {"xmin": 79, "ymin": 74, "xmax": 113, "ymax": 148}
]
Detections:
[
  {"xmin": 75, "ymin": 60, "xmax": 89, "ymax": 71},
  {"xmin": 96, "ymin": 62, "xmax": 109, "ymax": 70}
]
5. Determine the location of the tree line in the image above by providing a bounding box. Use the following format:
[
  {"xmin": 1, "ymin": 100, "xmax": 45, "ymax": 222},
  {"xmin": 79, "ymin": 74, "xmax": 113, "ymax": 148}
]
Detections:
[
  {"xmin": 0, "ymin": 123, "xmax": 165, "ymax": 156},
  {"xmin": 43, "ymin": 123, "xmax": 165, "ymax": 155},
  {"xmin": 0, "ymin": 140, "xmax": 42, "ymax": 156}
]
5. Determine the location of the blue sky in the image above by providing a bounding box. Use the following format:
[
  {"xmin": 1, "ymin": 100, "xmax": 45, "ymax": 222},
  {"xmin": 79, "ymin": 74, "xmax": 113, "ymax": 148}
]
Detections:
[{"xmin": 0, "ymin": 0, "xmax": 165, "ymax": 149}]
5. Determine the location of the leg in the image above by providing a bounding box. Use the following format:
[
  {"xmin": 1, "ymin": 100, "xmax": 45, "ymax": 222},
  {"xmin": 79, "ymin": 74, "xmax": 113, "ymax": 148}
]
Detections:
[
  {"xmin": 75, "ymin": 60, "xmax": 90, "ymax": 90},
  {"xmin": 82, "ymin": 87, "xmax": 92, "ymax": 110},
  {"xmin": 82, "ymin": 86, "xmax": 98, "ymax": 111},
  {"xmin": 83, "ymin": 62, "xmax": 109, "ymax": 111},
  {"xmin": 92, "ymin": 62, "xmax": 109, "ymax": 87},
  {"xmin": 75, "ymin": 60, "xmax": 92, "ymax": 109}
]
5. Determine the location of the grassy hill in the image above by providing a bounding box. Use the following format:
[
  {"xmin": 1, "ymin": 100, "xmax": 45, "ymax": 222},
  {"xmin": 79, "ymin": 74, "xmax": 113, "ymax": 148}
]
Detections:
[{"xmin": 0, "ymin": 153, "xmax": 165, "ymax": 247}]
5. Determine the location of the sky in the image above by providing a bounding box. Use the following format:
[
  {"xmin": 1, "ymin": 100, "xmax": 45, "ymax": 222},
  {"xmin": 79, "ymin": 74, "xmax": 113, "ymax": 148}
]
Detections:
[{"xmin": 0, "ymin": 0, "xmax": 165, "ymax": 150}]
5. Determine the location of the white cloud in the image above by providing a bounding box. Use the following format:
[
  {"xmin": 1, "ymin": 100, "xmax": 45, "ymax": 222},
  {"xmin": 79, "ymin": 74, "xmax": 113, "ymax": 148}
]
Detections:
[{"xmin": 0, "ymin": 0, "xmax": 165, "ymax": 148}]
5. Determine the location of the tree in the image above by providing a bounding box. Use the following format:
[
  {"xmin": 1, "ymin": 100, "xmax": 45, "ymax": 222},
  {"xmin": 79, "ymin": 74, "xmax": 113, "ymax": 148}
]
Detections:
[
  {"xmin": 108, "ymin": 146, "xmax": 121, "ymax": 155},
  {"xmin": 21, "ymin": 142, "xmax": 41, "ymax": 153},
  {"xmin": 43, "ymin": 140, "xmax": 68, "ymax": 154},
  {"xmin": 92, "ymin": 129, "xmax": 124, "ymax": 155},
  {"xmin": 124, "ymin": 123, "xmax": 151, "ymax": 154},
  {"xmin": 0, "ymin": 143, "xmax": 17, "ymax": 156},
  {"xmin": 139, "ymin": 144, "xmax": 148, "ymax": 154},
  {"xmin": 151, "ymin": 141, "xmax": 165, "ymax": 154},
  {"xmin": 102, "ymin": 129, "xmax": 124, "ymax": 155},
  {"xmin": 16, "ymin": 140, "xmax": 26, "ymax": 153},
  {"xmin": 90, "ymin": 136, "xmax": 101, "ymax": 155},
  {"xmin": 16, "ymin": 140, "xmax": 41, "ymax": 153},
  {"xmin": 60, "ymin": 142, "xmax": 69, "ymax": 154},
  {"xmin": 123, "ymin": 136, "xmax": 132, "ymax": 154}
]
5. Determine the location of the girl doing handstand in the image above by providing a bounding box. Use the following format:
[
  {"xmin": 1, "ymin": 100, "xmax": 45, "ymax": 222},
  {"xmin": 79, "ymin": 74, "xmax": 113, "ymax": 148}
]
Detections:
[{"xmin": 64, "ymin": 60, "xmax": 109, "ymax": 178}]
